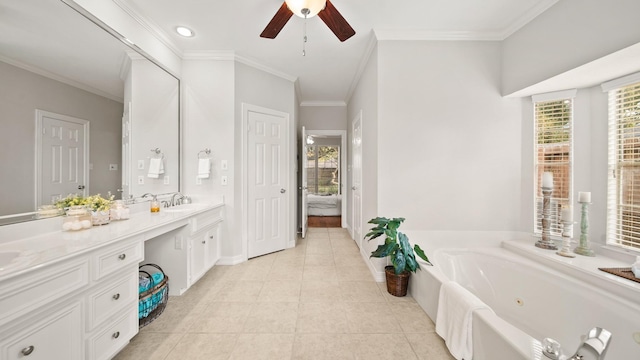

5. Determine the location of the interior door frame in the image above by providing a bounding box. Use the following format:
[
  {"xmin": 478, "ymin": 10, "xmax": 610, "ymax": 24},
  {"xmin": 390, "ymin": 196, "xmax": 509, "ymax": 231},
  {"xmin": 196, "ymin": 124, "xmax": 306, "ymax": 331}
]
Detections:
[
  {"xmin": 241, "ymin": 103, "xmax": 291, "ymax": 261},
  {"xmin": 305, "ymin": 129, "xmax": 348, "ymax": 228},
  {"xmin": 35, "ymin": 109, "xmax": 90, "ymax": 209}
]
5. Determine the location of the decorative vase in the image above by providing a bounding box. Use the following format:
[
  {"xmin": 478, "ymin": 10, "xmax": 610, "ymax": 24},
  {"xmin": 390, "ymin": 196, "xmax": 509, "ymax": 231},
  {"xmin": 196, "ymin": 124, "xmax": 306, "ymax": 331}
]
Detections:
[
  {"xmin": 384, "ymin": 265, "xmax": 411, "ymax": 297},
  {"xmin": 91, "ymin": 210, "xmax": 111, "ymax": 226}
]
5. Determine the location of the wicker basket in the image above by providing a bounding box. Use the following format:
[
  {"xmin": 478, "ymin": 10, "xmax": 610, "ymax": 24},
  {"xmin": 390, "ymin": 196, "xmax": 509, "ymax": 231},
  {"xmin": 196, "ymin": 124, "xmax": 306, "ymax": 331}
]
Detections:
[
  {"xmin": 385, "ymin": 265, "xmax": 411, "ymax": 297},
  {"xmin": 138, "ymin": 264, "xmax": 169, "ymax": 329}
]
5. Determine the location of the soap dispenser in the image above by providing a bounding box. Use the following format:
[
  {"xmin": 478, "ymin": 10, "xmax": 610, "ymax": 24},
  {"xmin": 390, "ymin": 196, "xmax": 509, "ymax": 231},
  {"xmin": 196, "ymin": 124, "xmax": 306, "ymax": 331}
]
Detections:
[{"xmin": 150, "ymin": 195, "xmax": 160, "ymax": 213}]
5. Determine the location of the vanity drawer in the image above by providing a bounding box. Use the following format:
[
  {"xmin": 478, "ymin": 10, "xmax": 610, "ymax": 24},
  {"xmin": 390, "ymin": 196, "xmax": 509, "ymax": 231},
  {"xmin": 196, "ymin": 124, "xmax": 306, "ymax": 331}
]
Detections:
[
  {"xmin": 189, "ymin": 207, "xmax": 223, "ymax": 234},
  {"xmin": 87, "ymin": 308, "xmax": 137, "ymax": 360},
  {"xmin": 92, "ymin": 238, "xmax": 143, "ymax": 281},
  {"xmin": 0, "ymin": 258, "xmax": 89, "ymax": 326},
  {"xmin": 86, "ymin": 271, "xmax": 137, "ymax": 330}
]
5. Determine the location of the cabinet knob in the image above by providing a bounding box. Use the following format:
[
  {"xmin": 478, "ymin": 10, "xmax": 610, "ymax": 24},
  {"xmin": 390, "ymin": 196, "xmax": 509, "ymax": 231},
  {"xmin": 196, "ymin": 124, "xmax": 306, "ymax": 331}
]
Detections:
[
  {"xmin": 113, "ymin": 293, "xmax": 120, "ymax": 300},
  {"xmin": 118, "ymin": 254, "xmax": 126, "ymax": 260},
  {"xmin": 112, "ymin": 331, "xmax": 120, "ymax": 339},
  {"xmin": 209, "ymin": 235, "xmax": 214, "ymax": 239},
  {"xmin": 202, "ymin": 240, "xmax": 206, "ymax": 244},
  {"xmin": 21, "ymin": 345, "xmax": 34, "ymax": 356}
]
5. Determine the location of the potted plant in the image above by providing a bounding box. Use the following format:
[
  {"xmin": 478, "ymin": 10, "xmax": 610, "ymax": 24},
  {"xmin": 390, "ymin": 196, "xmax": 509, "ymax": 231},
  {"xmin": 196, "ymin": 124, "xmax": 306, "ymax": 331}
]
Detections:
[
  {"xmin": 84, "ymin": 193, "xmax": 114, "ymax": 225},
  {"xmin": 365, "ymin": 217, "xmax": 431, "ymax": 297}
]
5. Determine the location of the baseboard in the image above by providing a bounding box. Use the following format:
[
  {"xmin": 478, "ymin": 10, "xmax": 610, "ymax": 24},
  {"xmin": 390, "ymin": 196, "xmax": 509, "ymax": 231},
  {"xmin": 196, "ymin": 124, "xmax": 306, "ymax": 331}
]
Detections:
[
  {"xmin": 360, "ymin": 247, "xmax": 385, "ymax": 282},
  {"xmin": 216, "ymin": 255, "xmax": 245, "ymax": 265}
]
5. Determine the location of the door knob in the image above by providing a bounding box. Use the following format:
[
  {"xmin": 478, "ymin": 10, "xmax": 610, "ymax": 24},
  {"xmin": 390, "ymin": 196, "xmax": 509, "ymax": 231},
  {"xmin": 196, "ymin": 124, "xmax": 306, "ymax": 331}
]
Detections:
[
  {"xmin": 352, "ymin": 186, "xmax": 357, "ymax": 190},
  {"xmin": 78, "ymin": 185, "xmax": 85, "ymax": 190},
  {"xmin": 280, "ymin": 189, "xmax": 286, "ymax": 193}
]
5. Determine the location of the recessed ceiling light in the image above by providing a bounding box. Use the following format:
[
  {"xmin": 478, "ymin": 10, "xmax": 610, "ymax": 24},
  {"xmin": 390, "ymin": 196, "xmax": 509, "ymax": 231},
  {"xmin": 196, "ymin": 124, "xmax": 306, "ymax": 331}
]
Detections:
[{"xmin": 176, "ymin": 26, "xmax": 194, "ymax": 37}]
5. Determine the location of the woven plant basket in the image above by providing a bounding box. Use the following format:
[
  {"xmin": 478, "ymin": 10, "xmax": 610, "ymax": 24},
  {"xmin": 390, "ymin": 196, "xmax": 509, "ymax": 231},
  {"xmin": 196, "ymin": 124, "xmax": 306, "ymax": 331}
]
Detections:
[{"xmin": 385, "ymin": 265, "xmax": 411, "ymax": 297}]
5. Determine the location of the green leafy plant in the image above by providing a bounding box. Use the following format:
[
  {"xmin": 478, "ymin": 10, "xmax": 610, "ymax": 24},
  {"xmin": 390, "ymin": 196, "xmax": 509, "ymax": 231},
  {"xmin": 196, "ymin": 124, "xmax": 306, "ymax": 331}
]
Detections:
[
  {"xmin": 365, "ymin": 217, "xmax": 431, "ymax": 274},
  {"xmin": 55, "ymin": 193, "xmax": 114, "ymax": 212}
]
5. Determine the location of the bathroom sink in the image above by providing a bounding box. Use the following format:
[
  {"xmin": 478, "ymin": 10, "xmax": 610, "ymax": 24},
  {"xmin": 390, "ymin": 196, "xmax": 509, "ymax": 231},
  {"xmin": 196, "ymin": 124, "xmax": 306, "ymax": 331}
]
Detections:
[
  {"xmin": 0, "ymin": 251, "xmax": 21, "ymax": 268},
  {"xmin": 163, "ymin": 204, "xmax": 207, "ymax": 213}
]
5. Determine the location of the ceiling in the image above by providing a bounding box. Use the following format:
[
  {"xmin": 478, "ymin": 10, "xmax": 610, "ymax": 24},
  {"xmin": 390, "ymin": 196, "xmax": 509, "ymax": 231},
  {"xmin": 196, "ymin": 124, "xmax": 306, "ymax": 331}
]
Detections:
[{"xmin": 122, "ymin": 0, "xmax": 559, "ymax": 105}]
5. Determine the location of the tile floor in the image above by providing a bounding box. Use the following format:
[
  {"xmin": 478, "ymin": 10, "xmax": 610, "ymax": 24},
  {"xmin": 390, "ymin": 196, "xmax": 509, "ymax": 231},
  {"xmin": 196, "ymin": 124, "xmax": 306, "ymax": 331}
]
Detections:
[{"xmin": 114, "ymin": 228, "xmax": 455, "ymax": 360}]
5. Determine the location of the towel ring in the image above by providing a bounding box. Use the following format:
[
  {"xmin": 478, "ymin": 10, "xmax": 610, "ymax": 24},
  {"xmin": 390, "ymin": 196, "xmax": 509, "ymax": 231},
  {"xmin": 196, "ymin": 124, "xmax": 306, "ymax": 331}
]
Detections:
[
  {"xmin": 198, "ymin": 148, "xmax": 211, "ymax": 159},
  {"xmin": 150, "ymin": 148, "xmax": 164, "ymax": 159}
]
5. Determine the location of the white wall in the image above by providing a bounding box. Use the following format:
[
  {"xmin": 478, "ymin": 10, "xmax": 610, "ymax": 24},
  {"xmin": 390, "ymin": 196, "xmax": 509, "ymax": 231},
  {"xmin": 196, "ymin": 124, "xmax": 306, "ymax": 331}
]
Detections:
[
  {"xmin": 377, "ymin": 41, "xmax": 523, "ymax": 231},
  {"xmin": 347, "ymin": 44, "xmax": 380, "ymax": 270},
  {"xmin": 181, "ymin": 58, "xmax": 236, "ymax": 258},
  {"xmin": 502, "ymin": 0, "xmax": 640, "ymax": 96},
  {"xmin": 299, "ymin": 106, "xmax": 347, "ymax": 131}
]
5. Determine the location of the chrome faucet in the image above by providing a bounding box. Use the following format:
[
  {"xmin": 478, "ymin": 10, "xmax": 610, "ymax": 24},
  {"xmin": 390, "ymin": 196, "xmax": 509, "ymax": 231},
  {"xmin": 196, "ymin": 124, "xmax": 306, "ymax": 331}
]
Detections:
[
  {"xmin": 170, "ymin": 192, "xmax": 185, "ymax": 207},
  {"xmin": 542, "ymin": 327, "xmax": 612, "ymax": 360}
]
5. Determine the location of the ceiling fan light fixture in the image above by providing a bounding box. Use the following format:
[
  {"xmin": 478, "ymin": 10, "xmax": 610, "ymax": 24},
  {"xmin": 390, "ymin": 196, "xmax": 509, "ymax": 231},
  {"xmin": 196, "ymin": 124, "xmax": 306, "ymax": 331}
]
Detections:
[
  {"xmin": 176, "ymin": 26, "xmax": 195, "ymax": 37},
  {"xmin": 285, "ymin": 0, "xmax": 326, "ymax": 18}
]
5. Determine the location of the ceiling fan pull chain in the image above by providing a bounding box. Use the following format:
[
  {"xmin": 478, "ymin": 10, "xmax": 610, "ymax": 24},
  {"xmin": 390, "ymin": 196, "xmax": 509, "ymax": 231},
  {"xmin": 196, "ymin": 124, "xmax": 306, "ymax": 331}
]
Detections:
[{"xmin": 302, "ymin": 8, "xmax": 310, "ymax": 56}]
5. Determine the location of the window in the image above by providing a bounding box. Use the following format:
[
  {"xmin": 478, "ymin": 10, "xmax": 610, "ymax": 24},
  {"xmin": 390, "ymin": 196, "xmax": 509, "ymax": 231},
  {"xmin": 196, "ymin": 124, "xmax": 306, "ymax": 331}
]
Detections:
[
  {"xmin": 305, "ymin": 145, "xmax": 340, "ymax": 194},
  {"xmin": 533, "ymin": 92, "xmax": 574, "ymax": 236},
  {"xmin": 606, "ymin": 80, "xmax": 640, "ymax": 250}
]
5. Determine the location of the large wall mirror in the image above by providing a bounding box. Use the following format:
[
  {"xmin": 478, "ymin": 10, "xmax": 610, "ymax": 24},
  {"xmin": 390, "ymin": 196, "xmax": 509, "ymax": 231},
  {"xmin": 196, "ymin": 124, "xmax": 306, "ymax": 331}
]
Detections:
[{"xmin": 0, "ymin": 0, "xmax": 180, "ymax": 224}]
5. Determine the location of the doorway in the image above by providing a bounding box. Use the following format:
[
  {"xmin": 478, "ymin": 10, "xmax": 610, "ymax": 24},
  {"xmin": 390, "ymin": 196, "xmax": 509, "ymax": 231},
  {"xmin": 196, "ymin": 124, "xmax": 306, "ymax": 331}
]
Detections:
[{"xmin": 301, "ymin": 130, "xmax": 347, "ymax": 231}]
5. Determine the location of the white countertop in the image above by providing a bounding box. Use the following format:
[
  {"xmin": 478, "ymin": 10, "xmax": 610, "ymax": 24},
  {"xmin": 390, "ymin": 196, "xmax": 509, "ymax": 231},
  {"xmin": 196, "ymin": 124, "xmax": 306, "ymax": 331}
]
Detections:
[{"xmin": 0, "ymin": 202, "xmax": 223, "ymax": 282}]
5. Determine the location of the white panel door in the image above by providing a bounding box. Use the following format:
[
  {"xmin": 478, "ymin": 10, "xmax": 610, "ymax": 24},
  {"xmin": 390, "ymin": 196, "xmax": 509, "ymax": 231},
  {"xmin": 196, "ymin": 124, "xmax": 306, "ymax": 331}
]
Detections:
[
  {"xmin": 301, "ymin": 126, "xmax": 308, "ymax": 238},
  {"xmin": 247, "ymin": 108, "xmax": 289, "ymax": 258},
  {"xmin": 37, "ymin": 110, "xmax": 88, "ymax": 207},
  {"xmin": 351, "ymin": 112, "xmax": 362, "ymax": 248}
]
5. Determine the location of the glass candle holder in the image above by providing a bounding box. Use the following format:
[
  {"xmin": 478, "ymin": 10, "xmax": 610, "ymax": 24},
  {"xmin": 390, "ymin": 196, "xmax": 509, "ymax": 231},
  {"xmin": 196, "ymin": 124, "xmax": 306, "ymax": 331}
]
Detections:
[{"xmin": 63, "ymin": 205, "xmax": 92, "ymax": 231}]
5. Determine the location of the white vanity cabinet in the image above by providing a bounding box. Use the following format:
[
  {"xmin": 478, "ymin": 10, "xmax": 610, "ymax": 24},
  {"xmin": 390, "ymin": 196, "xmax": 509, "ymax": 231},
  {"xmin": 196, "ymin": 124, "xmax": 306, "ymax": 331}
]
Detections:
[{"xmin": 187, "ymin": 206, "xmax": 223, "ymax": 286}]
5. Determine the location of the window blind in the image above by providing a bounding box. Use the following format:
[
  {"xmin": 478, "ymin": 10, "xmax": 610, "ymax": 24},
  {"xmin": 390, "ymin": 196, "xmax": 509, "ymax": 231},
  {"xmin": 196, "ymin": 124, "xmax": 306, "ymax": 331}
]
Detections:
[
  {"xmin": 534, "ymin": 98, "xmax": 573, "ymax": 236},
  {"xmin": 607, "ymin": 81, "xmax": 640, "ymax": 250}
]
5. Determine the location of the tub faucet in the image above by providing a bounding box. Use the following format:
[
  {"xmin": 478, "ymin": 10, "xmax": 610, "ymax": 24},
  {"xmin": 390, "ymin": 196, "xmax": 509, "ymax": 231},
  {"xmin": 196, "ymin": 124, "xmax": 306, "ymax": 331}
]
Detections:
[{"xmin": 542, "ymin": 327, "xmax": 612, "ymax": 360}]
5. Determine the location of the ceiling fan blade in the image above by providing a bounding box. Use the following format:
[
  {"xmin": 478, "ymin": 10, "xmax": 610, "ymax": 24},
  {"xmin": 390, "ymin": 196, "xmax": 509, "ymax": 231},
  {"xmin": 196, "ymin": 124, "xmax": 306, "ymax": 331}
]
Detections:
[
  {"xmin": 260, "ymin": 2, "xmax": 293, "ymax": 39},
  {"xmin": 317, "ymin": 0, "xmax": 355, "ymax": 42}
]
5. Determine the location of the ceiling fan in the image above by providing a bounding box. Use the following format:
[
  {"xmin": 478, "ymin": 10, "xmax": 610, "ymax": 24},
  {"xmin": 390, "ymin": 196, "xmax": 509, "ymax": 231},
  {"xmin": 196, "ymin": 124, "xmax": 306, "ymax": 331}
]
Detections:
[{"xmin": 260, "ymin": 0, "xmax": 355, "ymax": 42}]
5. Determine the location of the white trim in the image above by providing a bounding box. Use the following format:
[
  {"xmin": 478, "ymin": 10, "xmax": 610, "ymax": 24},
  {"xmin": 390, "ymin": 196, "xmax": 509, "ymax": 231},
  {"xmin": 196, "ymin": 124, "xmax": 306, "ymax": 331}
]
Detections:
[
  {"xmin": 216, "ymin": 255, "xmax": 245, "ymax": 266},
  {"xmin": 601, "ymin": 71, "xmax": 640, "ymax": 93},
  {"xmin": 35, "ymin": 110, "xmax": 90, "ymax": 209},
  {"xmin": 346, "ymin": 32, "xmax": 378, "ymax": 104},
  {"xmin": 305, "ymin": 130, "xmax": 348, "ymax": 228},
  {"xmin": 501, "ymin": 0, "xmax": 560, "ymax": 39},
  {"xmin": 300, "ymin": 101, "xmax": 347, "ymax": 107},
  {"xmin": 531, "ymin": 89, "xmax": 577, "ymax": 103},
  {"xmin": 0, "ymin": 54, "xmax": 124, "ymax": 103}
]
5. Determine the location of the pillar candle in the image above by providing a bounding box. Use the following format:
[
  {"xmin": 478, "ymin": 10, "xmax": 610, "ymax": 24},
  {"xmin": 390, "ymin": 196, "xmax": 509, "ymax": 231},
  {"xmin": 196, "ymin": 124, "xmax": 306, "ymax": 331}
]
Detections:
[
  {"xmin": 561, "ymin": 207, "xmax": 573, "ymax": 222},
  {"xmin": 578, "ymin": 191, "xmax": 591, "ymax": 203},
  {"xmin": 542, "ymin": 172, "xmax": 554, "ymax": 188}
]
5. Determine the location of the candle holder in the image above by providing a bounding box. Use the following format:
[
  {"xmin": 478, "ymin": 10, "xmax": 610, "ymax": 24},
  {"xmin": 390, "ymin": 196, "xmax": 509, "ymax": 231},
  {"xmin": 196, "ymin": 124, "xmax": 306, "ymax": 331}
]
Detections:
[
  {"xmin": 556, "ymin": 220, "xmax": 575, "ymax": 258},
  {"xmin": 574, "ymin": 201, "xmax": 595, "ymax": 256},
  {"xmin": 536, "ymin": 186, "xmax": 558, "ymax": 250}
]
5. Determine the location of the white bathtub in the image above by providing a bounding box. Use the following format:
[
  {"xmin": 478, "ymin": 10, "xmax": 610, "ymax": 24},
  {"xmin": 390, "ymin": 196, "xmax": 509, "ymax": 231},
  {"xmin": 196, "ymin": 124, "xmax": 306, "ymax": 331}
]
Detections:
[{"xmin": 408, "ymin": 233, "xmax": 640, "ymax": 360}]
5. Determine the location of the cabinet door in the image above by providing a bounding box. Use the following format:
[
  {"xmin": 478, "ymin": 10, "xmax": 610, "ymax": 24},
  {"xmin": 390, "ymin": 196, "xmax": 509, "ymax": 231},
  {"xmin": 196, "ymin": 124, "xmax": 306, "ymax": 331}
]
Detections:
[
  {"xmin": 1, "ymin": 301, "xmax": 82, "ymax": 360},
  {"xmin": 205, "ymin": 225, "xmax": 220, "ymax": 269},
  {"xmin": 190, "ymin": 231, "xmax": 207, "ymax": 284}
]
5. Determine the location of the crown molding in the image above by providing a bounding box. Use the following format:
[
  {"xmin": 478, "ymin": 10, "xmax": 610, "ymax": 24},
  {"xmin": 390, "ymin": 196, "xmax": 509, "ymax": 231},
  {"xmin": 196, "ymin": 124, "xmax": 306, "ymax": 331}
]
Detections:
[
  {"xmin": 501, "ymin": 0, "xmax": 560, "ymax": 39},
  {"xmin": 234, "ymin": 54, "xmax": 298, "ymax": 83},
  {"xmin": 345, "ymin": 31, "xmax": 378, "ymax": 104},
  {"xmin": 0, "ymin": 54, "xmax": 123, "ymax": 103},
  {"xmin": 374, "ymin": 29, "xmax": 504, "ymax": 41},
  {"xmin": 113, "ymin": 0, "xmax": 184, "ymax": 58}
]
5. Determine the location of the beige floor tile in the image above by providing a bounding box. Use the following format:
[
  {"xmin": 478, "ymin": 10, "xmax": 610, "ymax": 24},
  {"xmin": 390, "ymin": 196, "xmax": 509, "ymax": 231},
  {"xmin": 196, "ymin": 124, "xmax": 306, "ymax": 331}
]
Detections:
[
  {"xmin": 211, "ymin": 281, "xmax": 264, "ymax": 302},
  {"xmin": 243, "ymin": 302, "xmax": 299, "ymax": 333},
  {"xmin": 304, "ymin": 253, "xmax": 335, "ymax": 266},
  {"xmin": 292, "ymin": 333, "xmax": 355, "ymax": 360},
  {"xmin": 405, "ymin": 333, "xmax": 456, "ymax": 359},
  {"xmin": 377, "ymin": 282, "xmax": 417, "ymax": 303},
  {"xmin": 303, "ymin": 265, "xmax": 337, "ymax": 281},
  {"xmin": 305, "ymin": 244, "xmax": 334, "ymax": 255},
  {"xmin": 139, "ymin": 299, "xmax": 207, "ymax": 333},
  {"xmin": 299, "ymin": 280, "xmax": 342, "ymax": 303},
  {"xmin": 344, "ymin": 302, "xmax": 402, "ymax": 333},
  {"xmin": 112, "ymin": 332, "xmax": 184, "ymax": 360},
  {"xmin": 336, "ymin": 265, "xmax": 375, "ymax": 282},
  {"xmin": 257, "ymin": 280, "xmax": 302, "ymax": 302},
  {"xmin": 349, "ymin": 333, "xmax": 418, "ymax": 360},
  {"xmin": 230, "ymin": 333, "xmax": 295, "ymax": 360},
  {"xmin": 333, "ymin": 253, "xmax": 364, "ymax": 267},
  {"xmin": 268, "ymin": 263, "xmax": 304, "ymax": 281},
  {"xmin": 296, "ymin": 302, "xmax": 349, "ymax": 333},
  {"xmin": 164, "ymin": 333, "xmax": 238, "ymax": 360},
  {"xmin": 339, "ymin": 281, "xmax": 385, "ymax": 302},
  {"xmin": 390, "ymin": 302, "xmax": 436, "ymax": 333},
  {"xmin": 273, "ymin": 253, "xmax": 306, "ymax": 266},
  {"xmin": 187, "ymin": 302, "xmax": 252, "ymax": 333}
]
